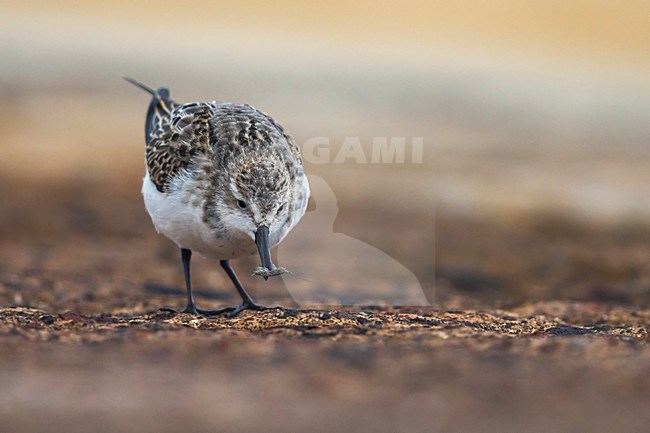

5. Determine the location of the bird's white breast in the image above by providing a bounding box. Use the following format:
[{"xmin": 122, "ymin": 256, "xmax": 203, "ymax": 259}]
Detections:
[
  {"xmin": 142, "ymin": 170, "xmax": 310, "ymax": 261},
  {"xmin": 142, "ymin": 172, "xmax": 256, "ymax": 260}
]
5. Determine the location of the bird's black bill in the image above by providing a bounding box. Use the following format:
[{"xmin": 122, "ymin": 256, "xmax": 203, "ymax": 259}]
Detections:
[
  {"xmin": 253, "ymin": 225, "xmax": 288, "ymax": 279},
  {"xmin": 255, "ymin": 225, "xmax": 275, "ymax": 271}
]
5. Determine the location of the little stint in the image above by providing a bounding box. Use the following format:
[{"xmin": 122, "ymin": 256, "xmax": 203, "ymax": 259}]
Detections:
[{"xmin": 124, "ymin": 77, "xmax": 309, "ymax": 315}]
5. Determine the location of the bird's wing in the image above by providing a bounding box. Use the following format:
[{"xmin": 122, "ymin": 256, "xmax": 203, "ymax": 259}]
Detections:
[
  {"xmin": 146, "ymin": 102, "xmax": 214, "ymax": 192},
  {"xmin": 209, "ymin": 103, "xmax": 303, "ymax": 166},
  {"xmin": 265, "ymin": 114, "xmax": 303, "ymax": 166}
]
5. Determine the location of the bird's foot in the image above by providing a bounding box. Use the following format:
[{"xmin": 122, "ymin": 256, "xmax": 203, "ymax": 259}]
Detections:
[
  {"xmin": 181, "ymin": 304, "xmax": 200, "ymax": 315},
  {"xmin": 157, "ymin": 306, "xmax": 184, "ymax": 315},
  {"xmin": 195, "ymin": 306, "xmax": 237, "ymax": 316},
  {"xmin": 228, "ymin": 300, "xmax": 272, "ymax": 316},
  {"xmin": 160, "ymin": 302, "xmax": 273, "ymax": 317},
  {"xmin": 157, "ymin": 304, "xmax": 202, "ymax": 315}
]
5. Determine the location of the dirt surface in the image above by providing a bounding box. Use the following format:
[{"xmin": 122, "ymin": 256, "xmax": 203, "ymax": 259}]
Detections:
[
  {"xmin": 0, "ymin": 180, "xmax": 649, "ymax": 433},
  {"xmin": 1, "ymin": 301, "xmax": 649, "ymax": 433},
  {"xmin": 0, "ymin": 303, "xmax": 648, "ymax": 433}
]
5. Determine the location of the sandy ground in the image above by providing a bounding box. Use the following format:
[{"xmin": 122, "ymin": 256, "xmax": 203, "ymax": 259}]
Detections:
[
  {"xmin": 1, "ymin": 180, "xmax": 649, "ymax": 433},
  {"xmin": 0, "ymin": 304, "xmax": 648, "ymax": 433}
]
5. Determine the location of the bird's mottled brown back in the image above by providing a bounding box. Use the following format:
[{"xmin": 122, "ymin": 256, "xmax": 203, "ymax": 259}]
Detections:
[
  {"xmin": 146, "ymin": 103, "xmax": 214, "ymax": 192},
  {"xmin": 209, "ymin": 103, "xmax": 301, "ymax": 167},
  {"xmin": 147, "ymin": 101, "xmax": 302, "ymax": 193}
]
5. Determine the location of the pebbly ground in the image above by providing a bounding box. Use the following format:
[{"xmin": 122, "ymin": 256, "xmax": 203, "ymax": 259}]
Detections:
[
  {"xmin": 0, "ymin": 181, "xmax": 649, "ymax": 433},
  {"xmin": 0, "ymin": 302, "xmax": 648, "ymax": 433}
]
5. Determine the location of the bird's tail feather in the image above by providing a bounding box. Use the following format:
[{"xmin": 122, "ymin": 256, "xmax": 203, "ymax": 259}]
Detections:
[
  {"xmin": 122, "ymin": 75, "xmax": 176, "ymax": 141},
  {"xmin": 121, "ymin": 75, "xmax": 157, "ymax": 95}
]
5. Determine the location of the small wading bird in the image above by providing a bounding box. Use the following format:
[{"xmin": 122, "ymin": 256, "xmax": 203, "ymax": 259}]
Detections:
[{"xmin": 124, "ymin": 77, "xmax": 309, "ymax": 315}]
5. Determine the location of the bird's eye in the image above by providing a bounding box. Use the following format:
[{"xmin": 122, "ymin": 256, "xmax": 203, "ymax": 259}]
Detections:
[
  {"xmin": 277, "ymin": 204, "xmax": 285, "ymax": 213},
  {"xmin": 237, "ymin": 200, "xmax": 247, "ymax": 209}
]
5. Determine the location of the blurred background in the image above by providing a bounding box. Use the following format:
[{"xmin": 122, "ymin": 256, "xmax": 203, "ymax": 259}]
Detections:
[
  {"xmin": 1, "ymin": 1, "xmax": 649, "ymax": 432},
  {"xmin": 1, "ymin": 0, "xmax": 648, "ymax": 307},
  {"xmin": 0, "ymin": 0, "xmax": 650, "ymax": 308}
]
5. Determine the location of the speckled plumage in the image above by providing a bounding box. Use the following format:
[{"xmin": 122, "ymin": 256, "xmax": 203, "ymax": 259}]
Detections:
[{"xmin": 125, "ymin": 76, "xmax": 309, "ymax": 315}]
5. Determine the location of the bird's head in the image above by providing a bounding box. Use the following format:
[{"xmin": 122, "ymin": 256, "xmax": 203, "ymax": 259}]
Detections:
[{"xmin": 218, "ymin": 157, "xmax": 293, "ymax": 277}]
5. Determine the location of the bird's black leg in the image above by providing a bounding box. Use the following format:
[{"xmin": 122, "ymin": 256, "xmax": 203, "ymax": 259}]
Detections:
[
  {"xmin": 215, "ymin": 260, "xmax": 270, "ymax": 316},
  {"xmin": 183, "ymin": 258, "xmax": 271, "ymax": 317},
  {"xmin": 176, "ymin": 249, "xmax": 233, "ymax": 316},
  {"xmin": 179, "ymin": 248, "xmax": 200, "ymax": 314}
]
